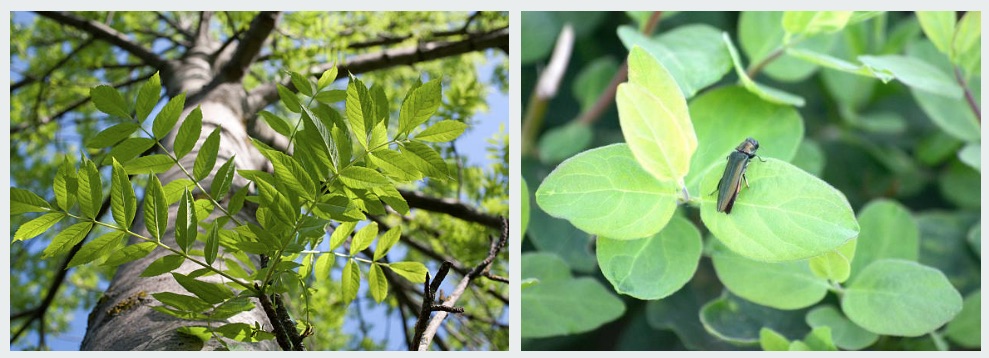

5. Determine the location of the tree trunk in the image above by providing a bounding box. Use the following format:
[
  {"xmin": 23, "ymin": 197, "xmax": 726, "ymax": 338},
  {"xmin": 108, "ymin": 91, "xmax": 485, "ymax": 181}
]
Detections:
[{"xmin": 81, "ymin": 26, "xmax": 276, "ymax": 351}]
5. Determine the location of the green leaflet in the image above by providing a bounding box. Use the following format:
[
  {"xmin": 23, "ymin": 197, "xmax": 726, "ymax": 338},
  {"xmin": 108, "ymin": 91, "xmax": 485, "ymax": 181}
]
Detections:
[
  {"xmin": 368, "ymin": 263, "xmax": 388, "ymax": 303},
  {"xmin": 173, "ymin": 106, "xmax": 203, "ymax": 159},
  {"xmin": 342, "ymin": 259, "xmax": 360, "ymax": 305},
  {"xmin": 67, "ymin": 231, "xmax": 126, "ymax": 267},
  {"xmin": 204, "ymin": 223, "xmax": 220, "ymax": 266},
  {"xmin": 254, "ymin": 140, "xmax": 315, "ymax": 200},
  {"xmin": 330, "ymin": 221, "xmax": 357, "ymax": 251},
  {"xmin": 103, "ymin": 241, "xmax": 157, "ymax": 267},
  {"xmin": 42, "ymin": 221, "xmax": 93, "ymax": 258},
  {"xmin": 143, "ymin": 175, "xmax": 168, "ymax": 241},
  {"xmin": 373, "ymin": 226, "xmax": 401, "ymax": 261},
  {"xmin": 172, "ymin": 272, "xmax": 234, "ymax": 305},
  {"xmin": 135, "ymin": 71, "xmax": 161, "ymax": 121},
  {"xmin": 384, "ymin": 261, "xmax": 428, "ymax": 283},
  {"xmin": 316, "ymin": 66, "xmax": 339, "ymax": 91},
  {"xmin": 346, "ymin": 76, "xmax": 374, "ymax": 148},
  {"xmin": 13, "ymin": 212, "xmax": 65, "ymax": 242},
  {"xmin": 314, "ymin": 253, "xmax": 333, "ymax": 283},
  {"xmin": 415, "ymin": 120, "xmax": 468, "ymax": 142},
  {"xmin": 398, "ymin": 78, "xmax": 442, "ymax": 136},
  {"xmin": 259, "ymin": 110, "xmax": 294, "ymax": 138},
  {"xmin": 53, "ymin": 159, "xmax": 77, "ymax": 211},
  {"xmin": 141, "ymin": 254, "xmax": 186, "ymax": 277},
  {"xmin": 10, "ymin": 187, "xmax": 52, "ymax": 214},
  {"xmin": 338, "ymin": 166, "xmax": 390, "ymax": 188},
  {"xmin": 162, "ymin": 179, "xmax": 195, "ymax": 205},
  {"xmin": 90, "ymin": 85, "xmax": 131, "ymax": 119},
  {"xmin": 104, "ymin": 137, "xmax": 156, "ymax": 165},
  {"xmin": 110, "ymin": 158, "xmax": 137, "ymax": 229},
  {"xmin": 123, "ymin": 154, "xmax": 175, "ymax": 175},
  {"xmin": 76, "ymin": 159, "xmax": 103, "ymax": 219},
  {"xmin": 175, "ymin": 188, "xmax": 198, "ymax": 253},
  {"xmin": 400, "ymin": 141, "xmax": 449, "ymax": 179},
  {"xmin": 193, "ymin": 128, "xmax": 221, "ymax": 181},
  {"xmin": 87, "ymin": 123, "xmax": 141, "ymax": 148},
  {"xmin": 152, "ymin": 93, "xmax": 186, "ymax": 139},
  {"xmin": 210, "ymin": 156, "xmax": 237, "ymax": 200},
  {"xmin": 277, "ymin": 83, "xmax": 302, "ymax": 113},
  {"xmin": 350, "ymin": 222, "xmax": 378, "ymax": 256},
  {"xmin": 289, "ymin": 70, "xmax": 314, "ymax": 97}
]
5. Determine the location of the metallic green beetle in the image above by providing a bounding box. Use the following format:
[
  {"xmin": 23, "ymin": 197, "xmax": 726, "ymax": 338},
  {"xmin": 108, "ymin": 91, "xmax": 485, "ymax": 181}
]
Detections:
[{"xmin": 714, "ymin": 137, "xmax": 763, "ymax": 214}]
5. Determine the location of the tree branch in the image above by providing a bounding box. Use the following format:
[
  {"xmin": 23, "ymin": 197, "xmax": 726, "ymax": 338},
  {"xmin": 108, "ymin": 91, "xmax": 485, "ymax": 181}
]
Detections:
[
  {"xmin": 398, "ymin": 189, "xmax": 502, "ymax": 230},
  {"xmin": 217, "ymin": 11, "xmax": 280, "ymax": 84},
  {"xmin": 155, "ymin": 11, "xmax": 194, "ymax": 42},
  {"xmin": 11, "ymin": 37, "xmax": 96, "ymax": 92},
  {"xmin": 245, "ymin": 26, "xmax": 508, "ymax": 114},
  {"xmin": 35, "ymin": 11, "xmax": 165, "ymax": 68},
  {"xmin": 416, "ymin": 217, "xmax": 508, "ymax": 351}
]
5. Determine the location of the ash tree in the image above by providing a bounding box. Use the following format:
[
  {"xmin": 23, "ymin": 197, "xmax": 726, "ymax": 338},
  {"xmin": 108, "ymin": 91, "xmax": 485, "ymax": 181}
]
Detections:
[{"xmin": 10, "ymin": 11, "xmax": 509, "ymax": 351}]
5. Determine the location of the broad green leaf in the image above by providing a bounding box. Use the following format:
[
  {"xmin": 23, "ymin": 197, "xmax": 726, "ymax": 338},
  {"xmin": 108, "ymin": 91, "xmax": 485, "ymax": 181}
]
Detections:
[
  {"xmin": 537, "ymin": 122, "xmax": 593, "ymax": 164},
  {"xmin": 259, "ymin": 110, "xmax": 294, "ymax": 138},
  {"xmin": 760, "ymin": 328, "xmax": 790, "ymax": 351},
  {"xmin": 858, "ymin": 55, "xmax": 963, "ymax": 97},
  {"xmin": 385, "ymin": 261, "xmax": 428, "ymax": 283},
  {"xmin": 373, "ymin": 226, "xmax": 401, "ymax": 261},
  {"xmin": 521, "ymin": 178, "xmax": 530, "ymax": 237},
  {"xmin": 806, "ymin": 305, "xmax": 878, "ymax": 350},
  {"xmin": 175, "ymin": 189, "xmax": 197, "ymax": 253},
  {"xmin": 162, "ymin": 179, "xmax": 195, "ymax": 205},
  {"xmin": 791, "ymin": 140, "xmax": 826, "ymax": 177},
  {"xmin": 843, "ymin": 259, "xmax": 963, "ymax": 336},
  {"xmin": 945, "ymin": 290, "xmax": 981, "ymax": 348},
  {"xmin": 536, "ymin": 143, "xmax": 678, "ymax": 240},
  {"xmin": 135, "ymin": 72, "xmax": 161, "ymax": 121},
  {"xmin": 172, "ymin": 273, "xmax": 234, "ymax": 305},
  {"xmin": 802, "ymin": 326, "xmax": 838, "ymax": 351},
  {"xmin": 141, "ymin": 254, "xmax": 185, "ymax": 277},
  {"xmin": 712, "ymin": 243, "xmax": 829, "ymax": 309},
  {"xmin": 951, "ymin": 12, "xmax": 980, "ymax": 75},
  {"xmin": 782, "ymin": 11, "xmax": 854, "ymax": 36},
  {"xmin": 104, "ymin": 137, "xmax": 156, "ymax": 165},
  {"xmin": 400, "ymin": 141, "xmax": 449, "ymax": 178},
  {"xmin": 193, "ymin": 128, "xmax": 221, "ymax": 181},
  {"xmin": 346, "ymin": 76, "xmax": 373, "ymax": 148},
  {"xmin": 916, "ymin": 11, "xmax": 957, "ymax": 55},
  {"xmin": 350, "ymin": 222, "xmax": 378, "ymax": 255},
  {"xmin": 968, "ymin": 222, "xmax": 981, "ymax": 258},
  {"xmin": 53, "ymin": 159, "xmax": 77, "ymax": 211},
  {"xmin": 341, "ymin": 259, "xmax": 360, "ymax": 305},
  {"xmin": 645, "ymin": 285, "xmax": 737, "ymax": 350},
  {"xmin": 123, "ymin": 154, "xmax": 175, "ymax": 175},
  {"xmin": 11, "ymin": 187, "xmax": 52, "ymax": 214},
  {"xmin": 210, "ymin": 156, "xmax": 237, "ymax": 200},
  {"xmin": 77, "ymin": 159, "xmax": 102, "ymax": 219},
  {"xmin": 87, "ymin": 123, "xmax": 141, "ymax": 148},
  {"xmin": 398, "ymin": 79, "xmax": 442, "ymax": 136},
  {"xmin": 289, "ymin": 71, "xmax": 314, "ymax": 97},
  {"xmin": 808, "ymin": 239, "xmax": 856, "ymax": 283},
  {"xmin": 724, "ymin": 32, "xmax": 805, "ymax": 106},
  {"xmin": 369, "ymin": 148, "xmax": 422, "ymax": 181},
  {"xmin": 90, "ymin": 85, "xmax": 131, "ymax": 119},
  {"xmin": 330, "ymin": 221, "xmax": 357, "ymax": 251},
  {"xmin": 110, "ymin": 158, "xmax": 137, "ymax": 229},
  {"xmin": 338, "ymin": 166, "xmax": 390, "ymax": 188},
  {"xmin": 204, "ymin": 223, "xmax": 220, "ymax": 266},
  {"xmin": 908, "ymin": 40, "xmax": 980, "ymax": 141},
  {"xmin": 314, "ymin": 253, "xmax": 332, "ymax": 282},
  {"xmin": 215, "ymin": 323, "xmax": 275, "ymax": 343},
  {"xmin": 848, "ymin": 199, "xmax": 918, "ymax": 281},
  {"xmin": 617, "ymin": 47, "xmax": 697, "ymax": 183},
  {"xmin": 617, "ymin": 24, "xmax": 731, "ymax": 98},
  {"xmin": 13, "ymin": 212, "xmax": 65, "ymax": 242},
  {"xmin": 316, "ymin": 66, "xmax": 338, "ymax": 91},
  {"xmin": 414, "ymin": 120, "xmax": 467, "ymax": 142},
  {"xmin": 522, "ymin": 253, "xmax": 625, "ymax": 338},
  {"xmin": 276, "ymin": 83, "xmax": 302, "ymax": 113},
  {"xmin": 152, "ymin": 93, "xmax": 186, "ymax": 139},
  {"xmin": 368, "ymin": 263, "xmax": 388, "ymax": 303},
  {"xmin": 597, "ymin": 215, "xmax": 701, "ymax": 300},
  {"xmin": 700, "ymin": 158, "xmax": 859, "ymax": 262},
  {"xmin": 173, "ymin": 106, "xmax": 203, "ymax": 159},
  {"xmin": 103, "ymin": 241, "xmax": 157, "ymax": 266},
  {"xmin": 698, "ymin": 293, "xmax": 810, "ymax": 345},
  {"xmin": 42, "ymin": 221, "xmax": 93, "ymax": 258},
  {"xmin": 144, "ymin": 175, "xmax": 168, "ymax": 241},
  {"xmin": 958, "ymin": 143, "xmax": 980, "ymax": 172},
  {"xmin": 67, "ymin": 231, "xmax": 125, "ymax": 267}
]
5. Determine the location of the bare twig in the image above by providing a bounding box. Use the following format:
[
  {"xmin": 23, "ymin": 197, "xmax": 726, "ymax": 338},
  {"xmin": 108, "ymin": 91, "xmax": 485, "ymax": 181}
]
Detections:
[
  {"xmin": 416, "ymin": 217, "xmax": 508, "ymax": 351},
  {"xmin": 398, "ymin": 189, "xmax": 502, "ymax": 230},
  {"xmin": 11, "ymin": 37, "xmax": 95, "ymax": 92},
  {"xmin": 522, "ymin": 24, "xmax": 573, "ymax": 156},
  {"xmin": 954, "ymin": 66, "xmax": 981, "ymax": 122},
  {"xmin": 35, "ymin": 11, "xmax": 165, "ymax": 68},
  {"xmin": 155, "ymin": 11, "xmax": 194, "ymax": 41}
]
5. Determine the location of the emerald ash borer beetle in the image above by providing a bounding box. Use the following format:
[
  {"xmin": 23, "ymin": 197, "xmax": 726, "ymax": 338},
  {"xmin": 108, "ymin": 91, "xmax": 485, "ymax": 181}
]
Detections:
[{"xmin": 713, "ymin": 137, "xmax": 764, "ymax": 214}]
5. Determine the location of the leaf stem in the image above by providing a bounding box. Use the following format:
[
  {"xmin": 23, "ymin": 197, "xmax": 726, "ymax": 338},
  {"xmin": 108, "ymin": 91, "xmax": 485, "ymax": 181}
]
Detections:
[{"xmin": 953, "ymin": 65, "xmax": 981, "ymax": 123}]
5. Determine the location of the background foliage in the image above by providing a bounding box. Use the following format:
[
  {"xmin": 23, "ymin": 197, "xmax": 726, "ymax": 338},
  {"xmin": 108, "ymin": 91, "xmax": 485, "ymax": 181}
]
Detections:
[{"xmin": 521, "ymin": 11, "xmax": 979, "ymax": 351}]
